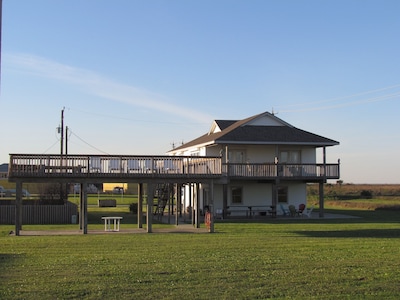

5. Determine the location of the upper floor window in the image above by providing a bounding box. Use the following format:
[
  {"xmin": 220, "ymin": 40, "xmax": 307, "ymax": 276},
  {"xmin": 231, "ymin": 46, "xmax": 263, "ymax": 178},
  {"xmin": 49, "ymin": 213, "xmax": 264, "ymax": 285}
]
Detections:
[
  {"xmin": 229, "ymin": 150, "xmax": 246, "ymax": 163},
  {"xmin": 280, "ymin": 150, "xmax": 301, "ymax": 164}
]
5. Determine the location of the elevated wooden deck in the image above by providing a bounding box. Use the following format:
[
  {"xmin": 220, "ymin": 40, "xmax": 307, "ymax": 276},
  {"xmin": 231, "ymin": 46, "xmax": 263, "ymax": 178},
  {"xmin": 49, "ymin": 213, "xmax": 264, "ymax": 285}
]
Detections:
[
  {"xmin": 8, "ymin": 154, "xmax": 340, "ymax": 183},
  {"xmin": 8, "ymin": 154, "xmax": 222, "ymax": 183}
]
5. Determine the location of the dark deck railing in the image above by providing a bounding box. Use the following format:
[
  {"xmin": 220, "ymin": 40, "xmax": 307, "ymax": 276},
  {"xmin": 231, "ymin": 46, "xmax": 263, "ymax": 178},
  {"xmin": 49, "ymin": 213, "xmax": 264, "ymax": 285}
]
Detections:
[
  {"xmin": 223, "ymin": 163, "xmax": 340, "ymax": 180},
  {"xmin": 8, "ymin": 154, "xmax": 340, "ymax": 181},
  {"xmin": 8, "ymin": 154, "xmax": 222, "ymax": 180}
]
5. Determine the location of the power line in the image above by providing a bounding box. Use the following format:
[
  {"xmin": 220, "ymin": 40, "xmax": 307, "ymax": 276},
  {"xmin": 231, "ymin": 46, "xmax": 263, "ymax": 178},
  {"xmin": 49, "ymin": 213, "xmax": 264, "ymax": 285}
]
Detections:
[
  {"xmin": 69, "ymin": 130, "xmax": 109, "ymax": 154},
  {"xmin": 42, "ymin": 139, "xmax": 60, "ymax": 154}
]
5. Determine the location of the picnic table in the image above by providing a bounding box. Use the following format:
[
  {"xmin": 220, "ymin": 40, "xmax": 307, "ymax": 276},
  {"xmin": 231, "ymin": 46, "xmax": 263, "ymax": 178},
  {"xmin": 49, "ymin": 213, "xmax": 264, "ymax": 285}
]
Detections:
[{"xmin": 101, "ymin": 216, "xmax": 123, "ymax": 231}]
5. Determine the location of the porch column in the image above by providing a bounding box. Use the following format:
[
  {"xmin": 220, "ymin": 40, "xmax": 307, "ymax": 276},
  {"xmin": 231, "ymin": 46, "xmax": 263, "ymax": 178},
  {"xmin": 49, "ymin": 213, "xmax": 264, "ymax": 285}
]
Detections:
[
  {"xmin": 209, "ymin": 180, "xmax": 215, "ymax": 233},
  {"xmin": 176, "ymin": 183, "xmax": 181, "ymax": 226},
  {"xmin": 138, "ymin": 183, "xmax": 143, "ymax": 228},
  {"xmin": 322, "ymin": 146, "xmax": 327, "ymax": 179},
  {"xmin": 319, "ymin": 181, "xmax": 324, "ymax": 218},
  {"xmin": 79, "ymin": 183, "xmax": 83, "ymax": 230},
  {"xmin": 167, "ymin": 184, "xmax": 171, "ymax": 224},
  {"xmin": 183, "ymin": 184, "xmax": 187, "ymax": 222},
  {"xmin": 15, "ymin": 181, "xmax": 23, "ymax": 236},
  {"xmin": 195, "ymin": 183, "xmax": 200, "ymax": 228},
  {"xmin": 189, "ymin": 183, "xmax": 194, "ymax": 225},
  {"xmin": 146, "ymin": 183, "xmax": 154, "ymax": 233},
  {"xmin": 82, "ymin": 183, "xmax": 88, "ymax": 234},
  {"xmin": 272, "ymin": 181, "xmax": 277, "ymax": 218},
  {"xmin": 222, "ymin": 184, "xmax": 228, "ymax": 219}
]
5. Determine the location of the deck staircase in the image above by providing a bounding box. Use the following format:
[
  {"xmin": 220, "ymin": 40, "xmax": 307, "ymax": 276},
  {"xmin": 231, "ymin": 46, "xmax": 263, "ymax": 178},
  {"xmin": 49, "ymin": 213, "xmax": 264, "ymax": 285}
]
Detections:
[{"xmin": 153, "ymin": 184, "xmax": 173, "ymax": 219}]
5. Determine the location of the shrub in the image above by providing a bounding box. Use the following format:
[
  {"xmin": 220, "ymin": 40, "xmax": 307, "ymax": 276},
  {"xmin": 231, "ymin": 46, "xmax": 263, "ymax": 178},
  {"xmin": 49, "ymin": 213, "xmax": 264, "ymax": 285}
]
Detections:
[{"xmin": 360, "ymin": 190, "xmax": 372, "ymax": 199}]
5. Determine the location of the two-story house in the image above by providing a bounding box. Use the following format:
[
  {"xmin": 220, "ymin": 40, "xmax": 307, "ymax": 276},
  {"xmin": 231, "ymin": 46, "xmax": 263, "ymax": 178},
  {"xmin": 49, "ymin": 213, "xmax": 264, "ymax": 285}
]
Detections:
[{"xmin": 168, "ymin": 111, "xmax": 340, "ymax": 218}]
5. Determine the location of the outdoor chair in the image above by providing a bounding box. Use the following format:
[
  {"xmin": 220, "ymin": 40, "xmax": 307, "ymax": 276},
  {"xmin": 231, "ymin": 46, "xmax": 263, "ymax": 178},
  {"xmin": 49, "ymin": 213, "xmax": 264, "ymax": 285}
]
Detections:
[
  {"xmin": 298, "ymin": 203, "xmax": 306, "ymax": 215},
  {"xmin": 279, "ymin": 204, "xmax": 290, "ymax": 216},
  {"xmin": 127, "ymin": 160, "xmax": 140, "ymax": 173},
  {"xmin": 301, "ymin": 205, "xmax": 314, "ymax": 218},
  {"xmin": 109, "ymin": 159, "xmax": 121, "ymax": 173},
  {"xmin": 288, "ymin": 205, "xmax": 297, "ymax": 217},
  {"xmin": 89, "ymin": 157, "xmax": 102, "ymax": 173}
]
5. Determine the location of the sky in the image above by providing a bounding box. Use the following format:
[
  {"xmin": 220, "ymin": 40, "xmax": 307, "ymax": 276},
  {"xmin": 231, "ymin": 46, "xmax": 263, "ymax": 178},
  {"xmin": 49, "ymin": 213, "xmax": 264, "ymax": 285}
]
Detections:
[{"xmin": 1, "ymin": 0, "xmax": 400, "ymax": 184}]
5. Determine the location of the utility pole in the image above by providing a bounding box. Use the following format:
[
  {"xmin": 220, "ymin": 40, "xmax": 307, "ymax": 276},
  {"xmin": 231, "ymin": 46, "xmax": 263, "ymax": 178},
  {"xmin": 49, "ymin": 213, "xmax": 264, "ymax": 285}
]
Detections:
[
  {"xmin": 60, "ymin": 107, "xmax": 65, "ymax": 156},
  {"xmin": 0, "ymin": 0, "xmax": 3, "ymax": 90},
  {"xmin": 65, "ymin": 126, "xmax": 68, "ymax": 155}
]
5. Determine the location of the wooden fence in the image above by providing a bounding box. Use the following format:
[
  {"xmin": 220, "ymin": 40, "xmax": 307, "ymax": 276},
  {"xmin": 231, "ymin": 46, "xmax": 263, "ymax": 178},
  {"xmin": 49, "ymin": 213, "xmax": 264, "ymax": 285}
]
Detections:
[{"xmin": 0, "ymin": 202, "xmax": 78, "ymax": 225}]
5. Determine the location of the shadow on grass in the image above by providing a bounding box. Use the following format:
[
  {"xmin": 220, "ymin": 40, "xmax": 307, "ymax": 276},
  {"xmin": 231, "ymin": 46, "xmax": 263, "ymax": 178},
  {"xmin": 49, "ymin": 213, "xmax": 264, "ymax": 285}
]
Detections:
[{"xmin": 294, "ymin": 228, "xmax": 400, "ymax": 238}]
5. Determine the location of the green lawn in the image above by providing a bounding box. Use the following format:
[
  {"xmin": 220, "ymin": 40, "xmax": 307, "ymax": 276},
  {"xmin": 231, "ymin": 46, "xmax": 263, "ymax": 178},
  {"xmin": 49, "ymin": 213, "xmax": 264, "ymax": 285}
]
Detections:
[{"xmin": 1, "ymin": 209, "xmax": 400, "ymax": 299}]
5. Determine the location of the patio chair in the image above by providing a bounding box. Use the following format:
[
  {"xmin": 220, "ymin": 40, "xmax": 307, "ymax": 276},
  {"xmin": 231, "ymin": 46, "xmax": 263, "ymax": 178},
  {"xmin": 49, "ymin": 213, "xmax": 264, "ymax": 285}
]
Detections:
[
  {"xmin": 109, "ymin": 159, "xmax": 121, "ymax": 173},
  {"xmin": 288, "ymin": 205, "xmax": 297, "ymax": 217},
  {"xmin": 89, "ymin": 157, "xmax": 102, "ymax": 173},
  {"xmin": 298, "ymin": 203, "xmax": 306, "ymax": 215},
  {"xmin": 127, "ymin": 160, "xmax": 140, "ymax": 173},
  {"xmin": 279, "ymin": 204, "xmax": 290, "ymax": 216},
  {"xmin": 301, "ymin": 205, "xmax": 314, "ymax": 218}
]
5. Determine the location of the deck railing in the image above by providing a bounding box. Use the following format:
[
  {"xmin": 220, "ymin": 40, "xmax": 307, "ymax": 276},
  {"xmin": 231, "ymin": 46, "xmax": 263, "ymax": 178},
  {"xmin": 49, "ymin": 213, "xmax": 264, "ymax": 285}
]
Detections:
[
  {"xmin": 223, "ymin": 163, "xmax": 340, "ymax": 180},
  {"xmin": 8, "ymin": 154, "xmax": 340, "ymax": 181},
  {"xmin": 8, "ymin": 154, "xmax": 223, "ymax": 179}
]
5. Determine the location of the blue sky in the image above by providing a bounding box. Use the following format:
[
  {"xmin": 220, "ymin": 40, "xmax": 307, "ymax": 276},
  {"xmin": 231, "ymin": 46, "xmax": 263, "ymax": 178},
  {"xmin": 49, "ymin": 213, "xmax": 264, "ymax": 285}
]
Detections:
[{"xmin": 1, "ymin": 0, "xmax": 400, "ymax": 183}]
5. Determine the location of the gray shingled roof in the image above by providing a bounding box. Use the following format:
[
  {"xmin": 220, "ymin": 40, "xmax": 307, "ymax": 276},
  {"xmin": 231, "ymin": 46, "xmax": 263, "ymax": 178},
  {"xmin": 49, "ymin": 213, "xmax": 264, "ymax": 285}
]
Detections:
[
  {"xmin": 0, "ymin": 164, "xmax": 8, "ymax": 172},
  {"xmin": 170, "ymin": 112, "xmax": 339, "ymax": 152}
]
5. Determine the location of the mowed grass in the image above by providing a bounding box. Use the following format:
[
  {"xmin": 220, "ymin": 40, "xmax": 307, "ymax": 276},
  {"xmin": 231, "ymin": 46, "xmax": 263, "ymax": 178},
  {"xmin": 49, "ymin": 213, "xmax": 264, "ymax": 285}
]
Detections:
[{"xmin": 1, "ymin": 208, "xmax": 400, "ymax": 299}]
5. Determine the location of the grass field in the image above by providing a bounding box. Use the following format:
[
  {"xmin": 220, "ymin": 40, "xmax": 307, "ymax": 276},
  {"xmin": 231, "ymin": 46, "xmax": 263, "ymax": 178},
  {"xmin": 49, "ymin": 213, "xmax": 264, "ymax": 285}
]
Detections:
[
  {"xmin": 1, "ymin": 184, "xmax": 400, "ymax": 299},
  {"xmin": 1, "ymin": 205, "xmax": 400, "ymax": 299}
]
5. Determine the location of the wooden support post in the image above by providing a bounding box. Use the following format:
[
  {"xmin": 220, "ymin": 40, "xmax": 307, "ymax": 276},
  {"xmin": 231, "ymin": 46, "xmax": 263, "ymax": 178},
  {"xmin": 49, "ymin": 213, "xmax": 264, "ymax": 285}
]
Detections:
[
  {"xmin": 82, "ymin": 183, "xmax": 88, "ymax": 234},
  {"xmin": 209, "ymin": 180, "xmax": 215, "ymax": 233},
  {"xmin": 222, "ymin": 184, "xmax": 228, "ymax": 219},
  {"xmin": 195, "ymin": 183, "xmax": 200, "ymax": 228},
  {"xmin": 146, "ymin": 183, "xmax": 154, "ymax": 233},
  {"xmin": 167, "ymin": 184, "xmax": 171, "ymax": 224},
  {"xmin": 189, "ymin": 183, "xmax": 194, "ymax": 225},
  {"xmin": 79, "ymin": 183, "xmax": 83, "ymax": 230},
  {"xmin": 183, "ymin": 184, "xmax": 186, "ymax": 222},
  {"xmin": 178, "ymin": 183, "xmax": 182, "ymax": 217},
  {"xmin": 319, "ymin": 181, "xmax": 324, "ymax": 218},
  {"xmin": 15, "ymin": 181, "xmax": 23, "ymax": 236},
  {"xmin": 272, "ymin": 181, "xmax": 277, "ymax": 218},
  {"xmin": 138, "ymin": 183, "xmax": 143, "ymax": 228},
  {"xmin": 175, "ymin": 183, "xmax": 180, "ymax": 226}
]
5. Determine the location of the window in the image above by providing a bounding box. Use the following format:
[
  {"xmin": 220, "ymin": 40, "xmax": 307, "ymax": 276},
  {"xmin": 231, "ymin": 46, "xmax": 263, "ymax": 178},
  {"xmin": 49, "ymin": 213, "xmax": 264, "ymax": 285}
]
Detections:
[
  {"xmin": 228, "ymin": 150, "xmax": 245, "ymax": 163},
  {"xmin": 277, "ymin": 186, "xmax": 288, "ymax": 203},
  {"xmin": 231, "ymin": 186, "xmax": 243, "ymax": 204},
  {"xmin": 280, "ymin": 150, "xmax": 301, "ymax": 163}
]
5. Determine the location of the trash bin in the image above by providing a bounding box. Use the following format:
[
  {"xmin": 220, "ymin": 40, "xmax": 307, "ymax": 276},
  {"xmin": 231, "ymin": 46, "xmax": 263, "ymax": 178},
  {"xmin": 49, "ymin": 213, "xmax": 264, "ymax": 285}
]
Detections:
[{"xmin": 71, "ymin": 215, "xmax": 77, "ymax": 224}]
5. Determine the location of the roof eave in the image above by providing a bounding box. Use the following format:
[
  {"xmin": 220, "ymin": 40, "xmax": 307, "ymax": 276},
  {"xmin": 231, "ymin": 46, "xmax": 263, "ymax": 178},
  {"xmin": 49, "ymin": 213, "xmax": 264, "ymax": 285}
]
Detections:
[{"xmin": 215, "ymin": 140, "xmax": 339, "ymax": 147}]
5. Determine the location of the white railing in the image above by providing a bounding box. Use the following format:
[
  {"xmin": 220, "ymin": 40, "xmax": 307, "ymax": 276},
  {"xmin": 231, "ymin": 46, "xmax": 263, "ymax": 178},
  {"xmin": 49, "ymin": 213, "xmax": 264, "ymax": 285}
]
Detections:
[
  {"xmin": 224, "ymin": 163, "xmax": 340, "ymax": 179},
  {"xmin": 8, "ymin": 154, "xmax": 222, "ymax": 178}
]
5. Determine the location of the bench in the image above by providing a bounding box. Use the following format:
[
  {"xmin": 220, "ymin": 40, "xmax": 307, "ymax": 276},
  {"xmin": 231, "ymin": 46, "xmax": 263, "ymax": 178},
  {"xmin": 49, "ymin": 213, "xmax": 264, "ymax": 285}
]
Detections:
[{"xmin": 101, "ymin": 216, "xmax": 123, "ymax": 231}]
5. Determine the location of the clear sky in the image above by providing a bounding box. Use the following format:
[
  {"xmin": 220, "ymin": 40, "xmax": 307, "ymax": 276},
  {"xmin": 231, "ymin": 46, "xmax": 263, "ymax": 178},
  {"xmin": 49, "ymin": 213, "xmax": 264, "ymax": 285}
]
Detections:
[{"xmin": 1, "ymin": 0, "xmax": 400, "ymax": 184}]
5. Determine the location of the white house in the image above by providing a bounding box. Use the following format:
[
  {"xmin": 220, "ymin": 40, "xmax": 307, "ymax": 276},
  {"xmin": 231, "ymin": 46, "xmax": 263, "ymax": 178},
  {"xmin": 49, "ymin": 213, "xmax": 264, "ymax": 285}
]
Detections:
[{"xmin": 167, "ymin": 111, "xmax": 340, "ymax": 218}]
